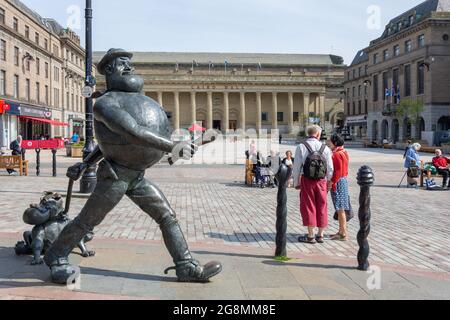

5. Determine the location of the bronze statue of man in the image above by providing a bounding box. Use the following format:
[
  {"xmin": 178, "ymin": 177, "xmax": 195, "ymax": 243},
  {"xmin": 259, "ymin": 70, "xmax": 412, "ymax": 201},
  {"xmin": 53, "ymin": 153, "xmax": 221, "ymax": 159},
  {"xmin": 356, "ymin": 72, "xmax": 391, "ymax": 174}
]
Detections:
[{"xmin": 44, "ymin": 48, "xmax": 222, "ymax": 284}]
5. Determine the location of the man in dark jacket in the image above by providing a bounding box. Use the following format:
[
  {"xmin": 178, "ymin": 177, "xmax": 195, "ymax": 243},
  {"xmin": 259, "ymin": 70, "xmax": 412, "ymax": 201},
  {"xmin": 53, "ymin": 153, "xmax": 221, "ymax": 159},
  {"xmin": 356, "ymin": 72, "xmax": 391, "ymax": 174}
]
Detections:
[{"xmin": 7, "ymin": 135, "xmax": 22, "ymax": 175}]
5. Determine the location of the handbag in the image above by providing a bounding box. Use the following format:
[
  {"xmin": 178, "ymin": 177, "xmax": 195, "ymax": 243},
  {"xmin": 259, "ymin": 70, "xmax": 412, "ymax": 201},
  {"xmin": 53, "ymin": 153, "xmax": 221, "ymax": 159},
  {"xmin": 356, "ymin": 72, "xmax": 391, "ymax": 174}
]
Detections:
[{"xmin": 333, "ymin": 196, "xmax": 354, "ymax": 222}]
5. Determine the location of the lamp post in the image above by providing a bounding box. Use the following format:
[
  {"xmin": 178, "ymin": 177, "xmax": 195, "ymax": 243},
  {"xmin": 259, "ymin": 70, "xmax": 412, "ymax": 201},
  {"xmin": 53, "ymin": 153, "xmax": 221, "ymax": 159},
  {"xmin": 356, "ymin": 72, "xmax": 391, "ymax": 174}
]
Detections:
[{"xmin": 80, "ymin": 0, "xmax": 97, "ymax": 193}]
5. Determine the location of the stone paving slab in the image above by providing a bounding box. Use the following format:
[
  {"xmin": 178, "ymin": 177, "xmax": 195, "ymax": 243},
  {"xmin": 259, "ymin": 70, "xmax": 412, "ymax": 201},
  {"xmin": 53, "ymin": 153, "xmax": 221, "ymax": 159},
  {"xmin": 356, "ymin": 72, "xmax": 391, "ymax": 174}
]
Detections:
[
  {"xmin": 0, "ymin": 233, "xmax": 449, "ymax": 300},
  {"xmin": 0, "ymin": 148, "xmax": 449, "ymax": 276}
]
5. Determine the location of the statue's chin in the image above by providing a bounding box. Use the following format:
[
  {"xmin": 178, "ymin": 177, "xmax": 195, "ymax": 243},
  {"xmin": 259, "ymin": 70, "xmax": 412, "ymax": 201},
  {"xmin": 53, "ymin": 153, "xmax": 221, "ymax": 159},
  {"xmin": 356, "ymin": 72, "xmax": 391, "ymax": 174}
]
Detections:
[{"xmin": 108, "ymin": 75, "xmax": 144, "ymax": 93}]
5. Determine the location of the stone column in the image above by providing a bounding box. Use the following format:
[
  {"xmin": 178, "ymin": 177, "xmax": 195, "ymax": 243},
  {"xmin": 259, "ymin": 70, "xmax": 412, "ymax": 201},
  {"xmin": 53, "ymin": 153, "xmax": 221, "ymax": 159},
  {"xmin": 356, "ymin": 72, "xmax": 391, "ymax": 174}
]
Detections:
[
  {"xmin": 303, "ymin": 93, "xmax": 310, "ymax": 121},
  {"xmin": 319, "ymin": 94, "xmax": 325, "ymax": 118},
  {"xmin": 223, "ymin": 92, "xmax": 230, "ymax": 132},
  {"xmin": 190, "ymin": 91, "xmax": 196, "ymax": 125},
  {"xmin": 272, "ymin": 92, "xmax": 278, "ymax": 130},
  {"xmin": 240, "ymin": 92, "xmax": 246, "ymax": 130},
  {"xmin": 157, "ymin": 91, "xmax": 163, "ymax": 107},
  {"xmin": 207, "ymin": 91, "xmax": 213, "ymax": 130},
  {"xmin": 288, "ymin": 92, "xmax": 294, "ymax": 133},
  {"xmin": 173, "ymin": 91, "xmax": 180, "ymax": 130},
  {"xmin": 256, "ymin": 92, "xmax": 262, "ymax": 133}
]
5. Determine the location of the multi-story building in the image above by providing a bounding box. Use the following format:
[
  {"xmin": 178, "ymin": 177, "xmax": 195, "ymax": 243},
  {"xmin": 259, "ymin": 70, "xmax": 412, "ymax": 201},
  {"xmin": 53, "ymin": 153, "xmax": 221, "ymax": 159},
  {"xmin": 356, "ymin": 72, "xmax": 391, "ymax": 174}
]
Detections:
[
  {"xmin": 345, "ymin": 0, "xmax": 450, "ymax": 145},
  {"xmin": 93, "ymin": 52, "xmax": 346, "ymax": 135},
  {"xmin": 343, "ymin": 50, "xmax": 370, "ymax": 139},
  {"xmin": 0, "ymin": 0, "xmax": 85, "ymax": 148}
]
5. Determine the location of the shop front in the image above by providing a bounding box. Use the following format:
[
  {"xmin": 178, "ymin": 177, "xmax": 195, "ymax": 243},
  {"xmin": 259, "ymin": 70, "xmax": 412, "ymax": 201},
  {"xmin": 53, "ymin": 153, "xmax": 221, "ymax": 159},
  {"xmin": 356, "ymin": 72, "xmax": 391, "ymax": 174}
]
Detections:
[
  {"xmin": 345, "ymin": 115, "xmax": 368, "ymax": 140},
  {"xmin": 19, "ymin": 105, "xmax": 53, "ymax": 140},
  {"xmin": 0, "ymin": 100, "xmax": 20, "ymax": 148}
]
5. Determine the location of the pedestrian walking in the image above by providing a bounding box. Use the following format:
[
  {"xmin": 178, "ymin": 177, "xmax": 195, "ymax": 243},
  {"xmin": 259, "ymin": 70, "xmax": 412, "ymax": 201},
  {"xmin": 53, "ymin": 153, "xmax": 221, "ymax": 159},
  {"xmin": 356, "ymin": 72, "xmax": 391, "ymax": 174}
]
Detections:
[
  {"xmin": 329, "ymin": 134, "xmax": 351, "ymax": 241},
  {"xmin": 293, "ymin": 125, "xmax": 334, "ymax": 244}
]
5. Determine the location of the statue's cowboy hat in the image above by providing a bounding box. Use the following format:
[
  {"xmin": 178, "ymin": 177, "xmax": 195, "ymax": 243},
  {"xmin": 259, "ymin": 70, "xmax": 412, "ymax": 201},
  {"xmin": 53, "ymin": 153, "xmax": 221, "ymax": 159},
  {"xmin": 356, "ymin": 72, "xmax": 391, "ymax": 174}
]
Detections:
[{"xmin": 96, "ymin": 48, "xmax": 133, "ymax": 76}]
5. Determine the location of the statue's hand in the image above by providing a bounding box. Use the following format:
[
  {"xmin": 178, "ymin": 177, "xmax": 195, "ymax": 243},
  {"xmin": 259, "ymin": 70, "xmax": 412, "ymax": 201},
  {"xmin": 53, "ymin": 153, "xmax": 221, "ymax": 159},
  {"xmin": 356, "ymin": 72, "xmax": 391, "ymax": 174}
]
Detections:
[
  {"xmin": 170, "ymin": 142, "xmax": 198, "ymax": 164},
  {"xmin": 66, "ymin": 162, "xmax": 88, "ymax": 181}
]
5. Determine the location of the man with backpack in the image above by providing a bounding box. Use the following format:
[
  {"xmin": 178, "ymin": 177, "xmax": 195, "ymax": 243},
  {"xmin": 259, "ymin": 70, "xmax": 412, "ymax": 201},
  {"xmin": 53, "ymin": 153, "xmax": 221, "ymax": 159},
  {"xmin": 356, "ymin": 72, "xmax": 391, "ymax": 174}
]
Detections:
[{"xmin": 293, "ymin": 125, "xmax": 334, "ymax": 244}]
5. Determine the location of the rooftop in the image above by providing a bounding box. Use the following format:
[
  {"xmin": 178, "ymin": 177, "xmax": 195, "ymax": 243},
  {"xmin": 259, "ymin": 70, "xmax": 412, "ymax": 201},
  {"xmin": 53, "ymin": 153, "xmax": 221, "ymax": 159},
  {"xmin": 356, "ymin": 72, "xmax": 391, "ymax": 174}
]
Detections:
[
  {"xmin": 93, "ymin": 51, "xmax": 345, "ymax": 67},
  {"xmin": 372, "ymin": 0, "xmax": 450, "ymax": 44},
  {"xmin": 349, "ymin": 50, "xmax": 369, "ymax": 66}
]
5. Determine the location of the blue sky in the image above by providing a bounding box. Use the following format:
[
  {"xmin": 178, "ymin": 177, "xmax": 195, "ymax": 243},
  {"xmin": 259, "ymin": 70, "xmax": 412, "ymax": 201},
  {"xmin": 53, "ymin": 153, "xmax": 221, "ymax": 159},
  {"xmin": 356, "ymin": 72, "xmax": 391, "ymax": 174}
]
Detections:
[{"xmin": 20, "ymin": 0, "xmax": 425, "ymax": 64}]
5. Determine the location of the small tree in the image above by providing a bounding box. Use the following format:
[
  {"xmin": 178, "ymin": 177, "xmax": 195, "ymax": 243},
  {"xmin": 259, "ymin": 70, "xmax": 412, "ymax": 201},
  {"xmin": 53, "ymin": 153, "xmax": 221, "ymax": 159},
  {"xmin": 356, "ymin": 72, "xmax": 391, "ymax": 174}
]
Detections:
[{"xmin": 396, "ymin": 98, "xmax": 424, "ymax": 125}]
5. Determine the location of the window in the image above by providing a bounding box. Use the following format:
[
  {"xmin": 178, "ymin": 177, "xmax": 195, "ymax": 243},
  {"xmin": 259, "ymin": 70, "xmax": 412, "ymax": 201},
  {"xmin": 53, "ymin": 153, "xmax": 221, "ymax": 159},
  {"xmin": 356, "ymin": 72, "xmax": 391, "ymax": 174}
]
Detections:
[
  {"xmin": 0, "ymin": 70, "xmax": 5, "ymax": 95},
  {"xmin": 71, "ymin": 93, "xmax": 74, "ymax": 111},
  {"xmin": 0, "ymin": 39, "xmax": 5, "ymax": 61},
  {"xmin": 293, "ymin": 112, "xmax": 299, "ymax": 122},
  {"xmin": 45, "ymin": 85, "xmax": 49, "ymax": 104},
  {"xmin": 36, "ymin": 57, "xmax": 40, "ymax": 75},
  {"xmin": 365, "ymin": 65, "xmax": 368, "ymax": 76},
  {"xmin": 80, "ymin": 97, "xmax": 83, "ymax": 111},
  {"xmin": 393, "ymin": 69, "xmax": 399, "ymax": 104},
  {"xmin": 262, "ymin": 112, "xmax": 268, "ymax": 122},
  {"xmin": 14, "ymin": 47, "xmax": 19, "ymax": 66},
  {"xmin": 0, "ymin": 8, "xmax": 5, "ymax": 24},
  {"xmin": 36, "ymin": 82, "xmax": 40, "ymax": 103},
  {"xmin": 409, "ymin": 15, "xmax": 414, "ymax": 26},
  {"xmin": 25, "ymin": 79, "xmax": 30, "ymax": 101},
  {"xmin": 13, "ymin": 75, "xmax": 19, "ymax": 98},
  {"xmin": 373, "ymin": 53, "xmax": 378, "ymax": 64},
  {"xmin": 45, "ymin": 62, "xmax": 49, "ymax": 78},
  {"xmin": 35, "ymin": 32, "xmax": 39, "ymax": 45},
  {"xmin": 353, "ymin": 69, "xmax": 356, "ymax": 79},
  {"xmin": 44, "ymin": 39, "xmax": 48, "ymax": 50},
  {"xmin": 383, "ymin": 49, "xmax": 389, "ymax": 61},
  {"xmin": 352, "ymin": 102, "xmax": 356, "ymax": 115},
  {"xmin": 404, "ymin": 65, "xmax": 411, "ymax": 97},
  {"xmin": 53, "ymin": 44, "xmax": 59, "ymax": 57},
  {"xmin": 66, "ymin": 92, "xmax": 69, "ymax": 108},
  {"xmin": 277, "ymin": 112, "xmax": 284, "ymax": 122},
  {"xmin": 25, "ymin": 26, "xmax": 29, "ymax": 39},
  {"xmin": 418, "ymin": 34, "xmax": 425, "ymax": 47},
  {"xmin": 25, "ymin": 53, "xmax": 30, "ymax": 71},
  {"xmin": 358, "ymin": 101, "xmax": 362, "ymax": 114},
  {"xmin": 346, "ymin": 88, "xmax": 350, "ymax": 97},
  {"xmin": 364, "ymin": 84, "xmax": 368, "ymax": 96},
  {"xmin": 13, "ymin": 17, "xmax": 18, "ymax": 31},
  {"xmin": 347, "ymin": 103, "xmax": 350, "ymax": 115},
  {"xmin": 382, "ymin": 72, "xmax": 389, "ymax": 101},
  {"xmin": 54, "ymin": 88, "xmax": 59, "ymax": 107},
  {"xmin": 347, "ymin": 71, "xmax": 351, "ymax": 80},
  {"xmin": 394, "ymin": 45, "xmax": 400, "ymax": 57},
  {"xmin": 405, "ymin": 40, "xmax": 412, "ymax": 53},
  {"xmin": 364, "ymin": 100, "xmax": 368, "ymax": 114},
  {"xmin": 54, "ymin": 66, "xmax": 60, "ymax": 82},
  {"xmin": 358, "ymin": 67, "xmax": 362, "ymax": 77},
  {"xmin": 358, "ymin": 85, "xmax": 361, "ymax": 97},
  {"xmin": 417, "ymin": 62, "xmax": 425, "ymax": 95},
  {"xmin": 373, "ymin": 74, "xmax": 379, "ymax": 102},
  {"xmin": 352, "ymin": 87, "xmax": 355, "ymax": 98},
  {"xmin": 397, "ymin": 22, "xmax": 402, "ymax": 31}
]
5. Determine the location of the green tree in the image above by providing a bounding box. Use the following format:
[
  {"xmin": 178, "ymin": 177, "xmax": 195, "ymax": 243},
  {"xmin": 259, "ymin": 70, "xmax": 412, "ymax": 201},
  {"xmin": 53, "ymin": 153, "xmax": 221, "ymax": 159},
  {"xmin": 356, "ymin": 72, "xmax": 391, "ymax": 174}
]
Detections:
[{"xmin": 396, "ymin": 98, "xmax": 424, "ymax": 125}]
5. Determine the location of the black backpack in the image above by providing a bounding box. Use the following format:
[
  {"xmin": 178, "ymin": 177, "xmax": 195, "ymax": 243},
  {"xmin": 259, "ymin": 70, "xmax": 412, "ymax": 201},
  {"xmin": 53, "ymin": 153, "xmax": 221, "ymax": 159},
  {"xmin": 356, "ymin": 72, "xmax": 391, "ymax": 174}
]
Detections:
[{"xmin": 302, "ymin": 142, "xmax": 327, "ymax": 180}]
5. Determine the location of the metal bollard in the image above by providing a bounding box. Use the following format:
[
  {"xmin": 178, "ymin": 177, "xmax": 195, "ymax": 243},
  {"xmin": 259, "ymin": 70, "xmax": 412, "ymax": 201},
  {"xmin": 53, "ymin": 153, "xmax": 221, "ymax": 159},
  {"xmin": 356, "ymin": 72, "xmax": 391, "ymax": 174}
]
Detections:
[
  {"xmin": 356, "ymin": 166, "xmax": 375, "ymax": 271},
  {"xmin": 52, "ymin": 149, "xmax": 57, "ymax": 177},
  {"xmin": 275, "ymin": 163, "xmax": 291, "ymax": 258},
  {"xmin": 35, "ymin": 148, "xmax": 41, "ymax": 176}
]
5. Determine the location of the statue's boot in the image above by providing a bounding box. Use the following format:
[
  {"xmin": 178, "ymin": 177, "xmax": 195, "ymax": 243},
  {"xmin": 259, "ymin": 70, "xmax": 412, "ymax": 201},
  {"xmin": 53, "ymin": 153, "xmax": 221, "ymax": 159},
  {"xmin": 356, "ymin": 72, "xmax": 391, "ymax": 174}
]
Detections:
[
  {"xmin": 161, "ymin": 218, "xmax": 222, "ymax": 282},
  {"xmin": 43, "ymin": 219, "xmax": 89, "ymax": 284}
]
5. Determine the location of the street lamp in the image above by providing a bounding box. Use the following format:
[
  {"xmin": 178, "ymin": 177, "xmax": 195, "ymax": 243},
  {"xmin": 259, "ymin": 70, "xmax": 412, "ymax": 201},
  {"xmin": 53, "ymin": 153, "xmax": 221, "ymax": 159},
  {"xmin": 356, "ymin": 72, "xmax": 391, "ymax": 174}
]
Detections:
[{"xmin": 80, "ymin": 0, "xmax": 97, "ymax": 194}]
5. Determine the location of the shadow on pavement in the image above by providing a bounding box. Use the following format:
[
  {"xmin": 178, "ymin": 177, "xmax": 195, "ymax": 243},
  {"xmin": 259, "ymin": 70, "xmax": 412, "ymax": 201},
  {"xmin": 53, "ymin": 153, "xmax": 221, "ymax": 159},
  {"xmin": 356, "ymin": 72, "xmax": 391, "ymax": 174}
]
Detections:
[
  {"xmin": 206, "ymin": 232, "xmax": 299, "ymax": 243},
  {"xmin": 192, "ymin": 250, "xmax": 273, "ymax": 260},
  {"xmin": 262, "ymin": 260, "xmax": 357, "ymax": 270},
  {"xmin": 80, "ymin": 266, "xmax": 177, "ymax": 283}
]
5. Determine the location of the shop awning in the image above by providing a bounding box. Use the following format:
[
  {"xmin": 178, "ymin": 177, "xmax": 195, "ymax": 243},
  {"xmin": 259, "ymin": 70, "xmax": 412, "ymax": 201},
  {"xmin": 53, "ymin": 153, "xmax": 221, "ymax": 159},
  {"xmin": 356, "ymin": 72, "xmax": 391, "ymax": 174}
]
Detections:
[{"xmin": 19, "ymin": 116, "xmax": 69, "ymax": 127}]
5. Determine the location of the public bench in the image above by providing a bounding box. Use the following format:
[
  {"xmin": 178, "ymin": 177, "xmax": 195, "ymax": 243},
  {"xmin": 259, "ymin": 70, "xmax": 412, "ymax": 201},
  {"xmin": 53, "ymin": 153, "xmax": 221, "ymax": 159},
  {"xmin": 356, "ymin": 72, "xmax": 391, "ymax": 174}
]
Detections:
[
  {"xmin": 420, "ymin": 162, "xmax": 446, "ymax": 187},
  {"xmin": 0, "ymin": 155, "xmax": 29, "ymax": 176}
]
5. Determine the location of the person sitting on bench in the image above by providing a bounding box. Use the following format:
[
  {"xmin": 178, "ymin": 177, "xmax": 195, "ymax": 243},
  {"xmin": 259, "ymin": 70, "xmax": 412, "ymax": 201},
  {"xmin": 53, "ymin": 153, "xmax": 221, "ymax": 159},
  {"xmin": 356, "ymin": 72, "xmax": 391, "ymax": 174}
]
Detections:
[
  {"xmin": 7, "ymin": 135, "xmax": 22, "ymax": 176},
  {"xmin": 432, "ymin": 149, "xmax": 450, "ymax": 189}
]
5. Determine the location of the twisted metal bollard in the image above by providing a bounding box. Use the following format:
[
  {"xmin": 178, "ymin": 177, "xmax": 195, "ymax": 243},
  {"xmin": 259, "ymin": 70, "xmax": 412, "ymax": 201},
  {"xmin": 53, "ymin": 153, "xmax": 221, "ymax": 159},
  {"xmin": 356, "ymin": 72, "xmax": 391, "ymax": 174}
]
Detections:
[
  {"xmin": 275, "ymin": 163, "xmax": 291, "ymax": 258},
  {"xmin": 35, "ymin": 148, "xmax": 41, "ymax": 176},
  {"xmin": 356, "ymin": 166, "xmax": 374, "ymax": 271},
  {"xmin": 52, "ymin": 149, "xmax": 57, "ymax": 177}
]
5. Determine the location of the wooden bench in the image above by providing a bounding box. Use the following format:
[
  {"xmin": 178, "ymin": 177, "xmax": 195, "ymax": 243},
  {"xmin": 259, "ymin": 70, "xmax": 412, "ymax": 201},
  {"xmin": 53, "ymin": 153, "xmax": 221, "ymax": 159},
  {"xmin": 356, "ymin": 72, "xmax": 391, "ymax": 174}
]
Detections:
[
  {"xmin": 420, "ymin": 162, "xmax": 447, "ymax": 187},
  {"xmin": 0, "ymin": 155, "xmax": 29, "ymax": 176}
]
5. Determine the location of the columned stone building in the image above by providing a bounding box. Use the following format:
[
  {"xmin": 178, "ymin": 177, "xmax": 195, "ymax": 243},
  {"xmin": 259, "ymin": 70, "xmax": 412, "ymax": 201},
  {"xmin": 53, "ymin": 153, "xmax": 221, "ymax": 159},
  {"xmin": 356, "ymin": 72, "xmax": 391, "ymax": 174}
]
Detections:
[
  {"xmin": 0, "ymin": 0, "xmax": 85, "ymax": 147},
  {"xmin": 93, "ymin": 52, "xmax": 345, "ymax": 135},
  {"xmin": 349, "ymin": 0, "xmax": 450, "ymax": 145}
]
